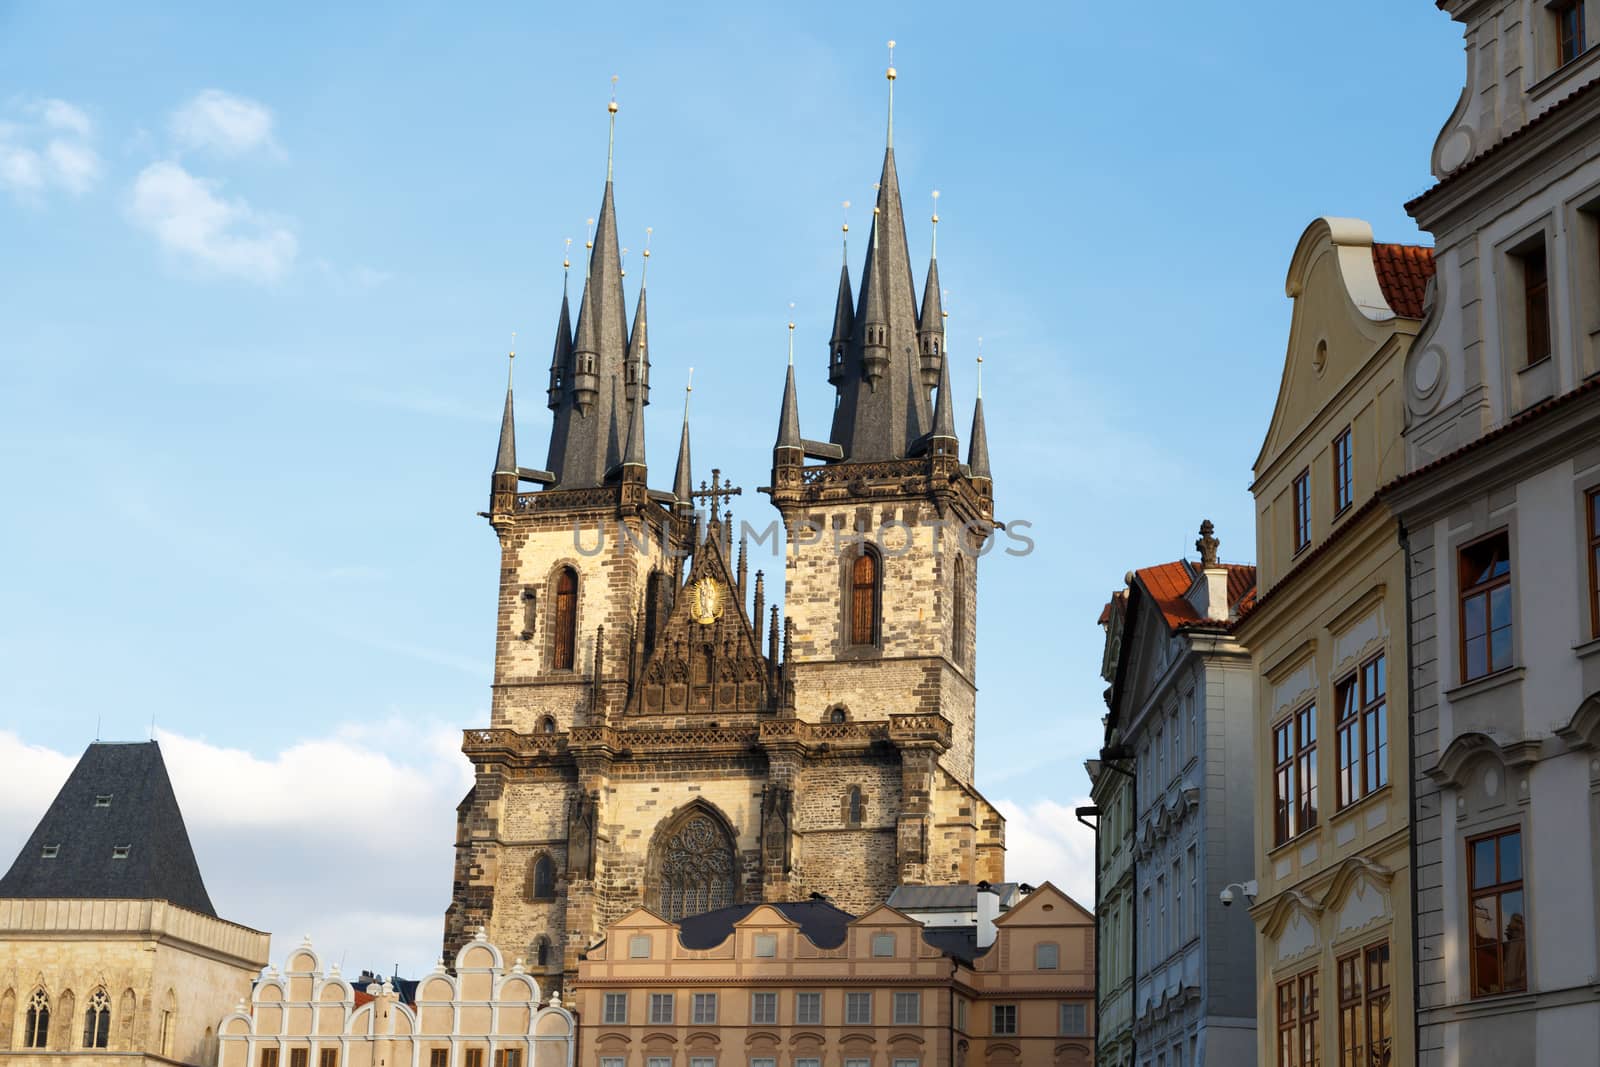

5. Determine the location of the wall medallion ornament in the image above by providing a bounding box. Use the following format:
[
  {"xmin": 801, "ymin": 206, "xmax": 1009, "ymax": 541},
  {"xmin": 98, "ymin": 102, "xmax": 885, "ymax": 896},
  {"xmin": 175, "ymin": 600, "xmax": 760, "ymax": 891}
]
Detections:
[{"xmin": 688, "ymin": 577, "xmax": 724, "ymax": 625}]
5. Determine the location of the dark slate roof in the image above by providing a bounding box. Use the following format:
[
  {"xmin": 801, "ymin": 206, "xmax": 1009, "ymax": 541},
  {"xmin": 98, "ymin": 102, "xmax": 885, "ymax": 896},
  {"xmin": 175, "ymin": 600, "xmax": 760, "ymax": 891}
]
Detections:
[
  {"xmin": 920, "ymin": 926, "xmax": 991, "ymax": 966},
  {"xmin": 887, "ymin": 883, "xmax": 1017, "ymax": 910},
  {"xmin": 675, "ymin": 899, "xmax": 856, "ymax": 951},
  {"xmin": 0, "ymin": 741, "xmax": 215, "ymax": 916}
]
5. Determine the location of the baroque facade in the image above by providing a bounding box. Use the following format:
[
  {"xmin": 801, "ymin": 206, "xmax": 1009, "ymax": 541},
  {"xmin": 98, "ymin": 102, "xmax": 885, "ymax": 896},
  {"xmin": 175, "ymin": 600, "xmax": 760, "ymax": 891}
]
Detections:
[
  {"xmin": 0, "ymin": 742, "xmax": 270, "ymax": 1066},
  {"xmin": 1388, "ymin": 2, "xmax": 1600, "ymax": 1063},
  {"xmin": 1236, "ymin": 218, "xmax": 1430, "ymax": 1067},
  {"xmin": 1092, "ymin": 528, "xmax": 1257, "ymax": 1067},
  {"xmin": 571, "ymin": 883, "xmax": 1093, "ymax": 1067},
  {"xmin": 444, "ymin": 66, "xmax": 1004, "ymax": 988}
]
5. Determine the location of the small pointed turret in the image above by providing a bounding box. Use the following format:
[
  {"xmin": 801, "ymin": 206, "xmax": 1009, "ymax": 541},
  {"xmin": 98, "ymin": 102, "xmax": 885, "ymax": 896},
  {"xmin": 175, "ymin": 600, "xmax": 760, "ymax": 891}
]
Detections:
[
  {"xmin": 928, "ymin": 345, "xmax": 957, "ymax": 458},
  {"xmin": 491, "ymin": 346, "xmax": 518, "ymax": 517},
  {"xmin": 775, "ymin": 319, "xmax": 802, "ymax": 465},
  {"xmin": 673, "ymin": 371, "xmax": 693, "ymax": 513},
  {"xmin": 621, "ymin": 347, "xmax": 647, "ymax": 473},
  {"xmin": 626, "ymin": 229, "xmax": 652, "ymax": 406},
  {"xmin": 968, "ymin": 351, "xmax": 991, "ymax": 487},
  {"xmin": 548, "ymin": 251, "xmax": 573, "ymax": 410},
  {"xmin": 829, "ymin": 206, "xmax": 854, "ymax": 387},
  {"xmin": 918, "ymin": 191, "xmax": 944, "ymax": 396}
]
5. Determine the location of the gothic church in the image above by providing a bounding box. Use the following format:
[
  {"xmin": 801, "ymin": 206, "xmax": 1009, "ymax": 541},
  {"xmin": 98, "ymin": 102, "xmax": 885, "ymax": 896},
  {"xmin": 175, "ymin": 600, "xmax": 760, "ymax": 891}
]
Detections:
[{"xmin": 443, "ymin": 63, "xmax": 1005, "ymax": 983}]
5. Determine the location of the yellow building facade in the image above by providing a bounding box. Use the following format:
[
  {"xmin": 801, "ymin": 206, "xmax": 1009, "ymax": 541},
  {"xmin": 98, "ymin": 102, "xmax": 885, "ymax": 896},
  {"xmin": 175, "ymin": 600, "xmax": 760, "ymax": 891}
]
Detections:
[{"xmin": 1237, "ymin": 218, "xmax": 1430, "ymax": 1067}]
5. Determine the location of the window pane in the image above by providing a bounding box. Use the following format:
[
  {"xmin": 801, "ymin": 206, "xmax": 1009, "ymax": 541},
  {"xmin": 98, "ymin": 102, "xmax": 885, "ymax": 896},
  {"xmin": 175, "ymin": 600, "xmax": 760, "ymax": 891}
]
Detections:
[
  {"xmin": 1463, "ymin": 594, "xmax": 1487, "ymax": 639},
  {"xmin": 1472, "ymin": 838, "xmax": 1497, "ymax": 888},
  {"xmin": 1489, "ymin": 584, "xmax": 1512, "ymax": 631},
  {"xmin": 1465, "ymin": 635, "xmax": 1488, "ymax": 680},
  {"xmin": 1500, "ymin": 831, "xmax": 1522, "ymax": 883},
  {"xmin": 1490, "ymin": 622, "xmax": 1513, "ymax": 672}
]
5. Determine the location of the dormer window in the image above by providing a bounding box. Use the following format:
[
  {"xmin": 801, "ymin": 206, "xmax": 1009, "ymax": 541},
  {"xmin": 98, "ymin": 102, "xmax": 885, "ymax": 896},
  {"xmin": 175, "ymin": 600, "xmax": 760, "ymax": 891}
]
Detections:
[
  {"xmin": 111, "ymin": 845, "xmax": 130, "ymax": 860},
  {"xmin": 1556, "ymin": 1, "xmax": 1587, "ymax": 66},
  {"xmin": 94, "ymin": 795, "xmax": 112, "ymax": 808},
  {"xmin": 41, "ymin": 844, "xmax": 59, "ymax": 859}
]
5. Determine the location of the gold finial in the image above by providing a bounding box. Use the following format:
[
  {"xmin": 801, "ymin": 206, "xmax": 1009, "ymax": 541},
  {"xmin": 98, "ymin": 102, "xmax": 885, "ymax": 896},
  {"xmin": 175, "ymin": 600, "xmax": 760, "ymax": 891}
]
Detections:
[
  {"xmin": 585, "ymin": 218, "xmax": 594, "ymax": 272},
  {"xmin": 682, "ymin": 367, "xmax": 693, "ymax": 421},
  {"xmin": 642, "ymin": 226, "xmax": 652, "ymax": 284},
  {"xmin": 976, "ymin": 337, "xmax": 984, "ymax": 399},
  {"xmin": 787, "ymin": 302, "xmax": 796, "ymax": 368},
  {"xmin": 620, "ymin": 245, "xmax": 628, "ymax": 279},
  {"xmin": 941, "ymin": 288, "xmax": 949, "ymax": 321},
  {"xmin": 931, "ymin": 189, "xmax": 940, "ymax": 256},
  {"xmin": 606, "ymin": 75, "xmax": 619, "ymax": 181},
  {"xmin": 885, "ymin": 40, "xmax": 896, "ymax": 148},
  {"xmin": 507, "ymin": 332, "xmax": 517, "ymax": 388},
  {"xmin": 563, "ymin": 237, "xmax": 572, "ymax": 272},
  {"xmin": 841, "ymin": 199, "xmax": 850, "ymax": 265}
]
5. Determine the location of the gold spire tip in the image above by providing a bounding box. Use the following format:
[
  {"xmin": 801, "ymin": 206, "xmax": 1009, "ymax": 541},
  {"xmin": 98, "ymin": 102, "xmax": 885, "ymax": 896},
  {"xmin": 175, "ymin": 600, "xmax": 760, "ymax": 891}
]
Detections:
[
  {"xmin": 563, "ymin": 236, "xmax": 572, "ymax": 270},
  {"xmin": 886, "ymin": 39, "xmax": 896, "ymax": 80},
  {"xmin": 608, "ymin": 74, "xmax": 619, "ymax": 113}
]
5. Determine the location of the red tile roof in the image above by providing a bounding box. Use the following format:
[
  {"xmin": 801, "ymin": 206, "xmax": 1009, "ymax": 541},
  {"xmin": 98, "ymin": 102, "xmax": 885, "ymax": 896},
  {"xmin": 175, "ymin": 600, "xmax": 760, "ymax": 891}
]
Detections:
[
  {"xmin": 1133, "ymin": 561, "xmax": 1258, "ymax": 632},
  {"xmin": 1371, "ymin": 243, "xmax": 1435, "ymax": 319}
]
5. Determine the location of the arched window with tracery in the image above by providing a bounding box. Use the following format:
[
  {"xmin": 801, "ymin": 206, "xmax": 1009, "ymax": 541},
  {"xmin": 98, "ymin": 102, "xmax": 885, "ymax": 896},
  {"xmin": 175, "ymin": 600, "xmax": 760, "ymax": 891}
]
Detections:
[
  {"xmin": 650, "ymin": 808, "xmax": 736, "ymax": 921},
  {"xmin": 553, "ymin": 567, "xmax": 578, "ymax": 670},
  {"xmin": 25, "ymin": 989, "xmax": 50, "ymax": 1050},
  {"xmin": 849, "ymin": 548, "xmax": 881, "ymax": 647},
  {"xmin": 83, "ymin": 988, "xmax": 110, "ymax": 1049},
  {"xmin": 952, "ymin": 554, "xmax": 967, "ymax": 665},
  {"xmin": 529, "ymin": 854, "xmax": 556, "ymax": 900},
  {"xmin": 847, "ymin": 786, "xmax": 864, "ymax": 826}
]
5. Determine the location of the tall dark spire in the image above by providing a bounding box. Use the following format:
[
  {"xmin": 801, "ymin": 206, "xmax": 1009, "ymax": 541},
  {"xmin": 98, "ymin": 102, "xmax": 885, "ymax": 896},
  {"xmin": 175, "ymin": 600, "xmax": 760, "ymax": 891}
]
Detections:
[
  {"xmin": 547, "ymin": 262, "xmax": 573, "ymax": 411},
  {"xmin": 777, "ymin": 319, "xmax": 802, "ymax": 454},
  {"xmin": 495, "ymin": 349, "xmax": 517, "ymax": 476},
  {"xmin": 918, "ymin": 191, "xmax": 945, "ymax": 396},
  {"xmin": 545, "ymin": 95, "xmax": 631, "ymax": 489},
  {"xmin": 826, "ymin": 50, "xmax": 929, "ymax": 462},
  {"xmin": 626, "ymin": 230, "xmax": 652, "ymax": 406},
  {"xmin": 929, "ymin": 343, "xmax": 956, "ymax": 453},
  {"xmin": 968, "ymin": 353, "xmax": 991, "ymax": 483},
  {"xmin": 828, "ymin": 214, "xmax": 854, "ymax": 389},
  {"xmin": 622, "ymin": 341, "xmax": 647, "ymax": 472},
  {"xmin": 673, "ymin": 371, "xmax": 693, "ymax": 510}
]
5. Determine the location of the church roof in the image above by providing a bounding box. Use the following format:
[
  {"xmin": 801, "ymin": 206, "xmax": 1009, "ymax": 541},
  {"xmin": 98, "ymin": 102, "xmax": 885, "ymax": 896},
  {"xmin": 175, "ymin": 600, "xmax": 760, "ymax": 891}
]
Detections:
[
  {"xmin": 675, "ymin": 899, "xmax": 856, "ymax": 951},
  {"xmin": 0, "ymin": 741, "xmax": 216, "ymax": 916}
]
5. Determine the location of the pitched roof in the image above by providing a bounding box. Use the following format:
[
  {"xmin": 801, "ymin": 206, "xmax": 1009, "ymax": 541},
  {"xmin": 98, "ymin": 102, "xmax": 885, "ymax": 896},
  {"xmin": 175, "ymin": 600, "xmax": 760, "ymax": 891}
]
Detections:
[
  {"xmin": 675, "ymin": 899, "xmax": 856, "ymax": 951},
  {"xmin": 0, "ymin": 741, "xmax": 215, "ymax": 916},
  {"xmin": 1132, "ymin": 561, "xmax": 1257, "ymax": 632},
  {"xmin": 1370, "ymin": 243, "xmax": 1435, "ymax": 319},
  {"xmin": 887, "ymin": 882, "xmax": 1018, "ymax": 911}
]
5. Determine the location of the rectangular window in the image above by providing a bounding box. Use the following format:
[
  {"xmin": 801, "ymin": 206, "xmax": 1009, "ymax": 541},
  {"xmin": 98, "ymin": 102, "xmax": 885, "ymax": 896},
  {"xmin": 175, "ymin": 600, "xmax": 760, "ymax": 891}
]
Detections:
[
  {"xmin": 1060, "ymin": 1002, "xmax": 1088, "ymax": 1035},
  {"xmin": 1522, "ymin": 244, "xmax": 1553, "ymax": 365},
  {"xmin": 1333, "ymin": 427, "xmax": 1353, "ymax": 514},
  {"xmin": 753, "ymin": 932, "xmax": 777, "ymax": 957},
  {"xmin": 1157, "ymin": 874, "xmax": 1168, "ymax": 959},
  {"xmin": 750, "ymin": 1059, "xmax": 776, "ymax": 1067},
  {"xmin": 261, "ymin": 1052, "xmax": 280, "ymax": 1067},
  {"xmin": 111, "ymin": 845, "xmax": 130, "ymax": 860},
  {"xmin": 1460, "ymin": 532, "xmax": 1513, "ymax": 681},
  {"xmin": 429, "ymin": 1052, "xmax": 448, "ymax": 1067},
  {"xmin": 1335, "ymin": 654, "xmax": 1388, "ymax": 808},
  {"xmin": 603, "ymin": 992, "xmax": 628, "ymax": 1025},
  {"xmin": 892, "ymin": 1061, "xmax": 920, "ymax": 1067},
  {"xmin": 320, "ymin": 1051, "xmax": 339, "ymax": 1067},
  {"xmin": 795, "ymin": 992, "xmax": 822, "ymax": 1025},
  {"xmin": 1469, "ymin": 827, "xmax": 1527, "ymax": 996},
  {"xmin": 465, "ymin": 1051, "xmax": 484, "ymax": 1067},
  {"xmin": 1364, "ymin": 943, "xmax": 1392, "ymax": 1067},
  {"xmin": 629, "ymin": 934, "xmax": 651, "ymax": 958},
  {"xmin": 956, "ymin": 998, "xmax": 968, "ymax": 1030},
  {"xmin": 893, "ymin": 991, "xmax": 921, "ymax": 1024},
  {"xmin": 751, "ymin": 992, "xmax": 777, "ymax": 1025},
  {"xmin": 41, "ymin": 844, "xmax": 59, "ymax": 859},
  {"xmin": 1036, "ymin": 941, "xmax": 1059, "ymax": 969},
  {"xmin": 1187, "ymin": 844, "xmax": 1199, "ymax": 942},
  {"xmin": 690, "ymin": 1060, "xmax": 717, "ymax": 1067},
  {"xmin": 1171, "ymin": 708, "xmax": 1183, "ymax": 769},
  {"xmin": 993, "ymin": 1004, "xmax": 1018, "ymax": 1035},
  {"xmin": 290, "ymin": 1050, "xmax": 309, "ymax": 1067},
  {"xmin": 1276, "ymin": 970, "xmax": 1321, "ymax": 1066},
  {"xmin": 846, "ymin": 1060, "xmax": 872, "ymax": 1067},
  {"xmin": 845, "ymin": 991, "xmax": 872, "ymax": 1025},
  {"xmin": 1293, "ymin": 469, "xmax": 1312, "ymax": 553},
  {"xmin": 493, "ymin": 1051, "xmax": 521, "ymax": 1067},
  {"xmin": 1589, "ymin": 489, "xmax": 1600, "ymax": 637},
  {"xmin": 1274, "ymin": 703, "xmax": 1318, "ymax": 845},
  {"xmin": 1174, "ymin": 857, "xmax": 1185, "ymax": 945},
  {"xmin": 600, "ymin": 1059, "xmax": 624, "ymax": 1067},
  {"xmin": 794, "ymin": 1060, "xmax": 821, "ymax": 1067},
  {"xmin": 649, "ymin": 1059, "xmax": 673, "ymax": 1067},
  {"xmin": 1557, "ymin": 0, "xmax": 1587, "ymax": 65},
  {"xmin": 649, "ymin": 993, "xmax": 674, "ymax": 1024},
  {"xmin": 693, "ymin": 993, "xmax": 718, "ymax": 1024},
  {"xmin": 871, "ymin": 932, "xmax": 896, "ymax": 957}
]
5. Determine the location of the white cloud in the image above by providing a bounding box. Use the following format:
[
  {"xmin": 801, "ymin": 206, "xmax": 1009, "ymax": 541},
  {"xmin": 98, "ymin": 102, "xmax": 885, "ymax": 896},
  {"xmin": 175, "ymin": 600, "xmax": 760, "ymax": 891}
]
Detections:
[
  {"xmin": 0, "ymin": 723, "xmax": 474, "ymax": 975},
  {"xmin": 171, "ymin": 89, "xmax": 279, "ymax": 158},
  {"xmin": 128, "ymin": 161, "xmax": 297, "ymax": 281},
  {"xmin": 0, "ymin": 99, "xmax": 100, "ymax": 199},
  {"xmin": 995, "ymin": 795, "xmax": 1097, "ymax": 908}
]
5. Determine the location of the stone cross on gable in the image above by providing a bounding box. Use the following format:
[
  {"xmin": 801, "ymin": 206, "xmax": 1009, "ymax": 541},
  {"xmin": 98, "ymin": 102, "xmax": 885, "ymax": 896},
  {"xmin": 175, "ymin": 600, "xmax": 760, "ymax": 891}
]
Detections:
[{"xmin": 691, "ymin": 468, "xmax": 742, "ymax": 526}]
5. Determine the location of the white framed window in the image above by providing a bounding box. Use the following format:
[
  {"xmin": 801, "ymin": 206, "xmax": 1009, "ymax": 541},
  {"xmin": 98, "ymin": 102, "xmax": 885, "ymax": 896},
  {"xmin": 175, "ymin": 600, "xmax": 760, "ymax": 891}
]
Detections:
[
  {"xmin": 872, "ymin": 933, "xmax": 896, "ymax": 957},
  {"xmin": 648, "ymin": 1059, "xmax": 672, "ymax": 1067},
  {"xmin": 603, "ymin": 992, "xmax": 627, "ymax": 1024},
  {"xmin": 751, "ymin": 992, "xmax": 777, "ymax": 1025},
  {"xmin": 749, "ymin": 1059, "xmax": 776, "ymax": 1067},
  {"xmin": 753, "ymin": 933, "xmax": 777, "ymax": 957},
  {"xmin": 893, "ymin": 991, "xmax": 920, "ymax": 1024},
  {"xmin": 690, "ymin": 1060, "xmax": 717, "ymax": 1067},
  {"xmin": 628, "ymin": 934, "xmax": 651, "ymax": 958},
  {"xmin": 692, "ymin": 993, "xmax": 718, "ymax": 1024},
  {"xmin": 845, "ymin": 991, "xmax": 871, "ymax": 1024},
  {"xmin": 892, "ymin": 1060, "xmax": 920, "ymax": 1067},
  {"xmin": 650, "ymin": 993, "xmax": 674, "ymax": 1024},
  {"xmin": 794, "ymin": 1060, "xmax": 821, "ymax": 1067},
  {"xmin": 796, "ymin": 992, "xmax": 821, "ymax": 1024},
  {"xmin": 845, "ymin": 1061, "xmax": 871, "ymax": 1067},
  {"xmin": 1060, "ymin": 1001, "xmax": 1088, "ymax": 1035},
  {"xmin": 1035, "ymin": 942, "xmax": 1059, "ymax": 969},
  {"xmin": 600, "ymin": 1060, "xmax": 624, "ymax": 1067}
]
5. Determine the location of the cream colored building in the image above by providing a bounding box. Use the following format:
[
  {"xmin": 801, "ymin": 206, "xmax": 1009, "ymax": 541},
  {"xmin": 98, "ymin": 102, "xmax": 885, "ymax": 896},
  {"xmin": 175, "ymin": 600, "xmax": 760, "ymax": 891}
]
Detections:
[
  {"xmin": 571, "ymin": 883, "xmax": 1094, "ymax": 1067},
  {"xmin": 1236, "ymin": 219, "xmax": 1431, "ymax": 1067},
  {"xmin": 219, "ymin": 935, "xmax": 575, "ymax": 1067},
  {"xmin": 0, "ymin": 742, "xmax": 271, "ymax": 1066}
]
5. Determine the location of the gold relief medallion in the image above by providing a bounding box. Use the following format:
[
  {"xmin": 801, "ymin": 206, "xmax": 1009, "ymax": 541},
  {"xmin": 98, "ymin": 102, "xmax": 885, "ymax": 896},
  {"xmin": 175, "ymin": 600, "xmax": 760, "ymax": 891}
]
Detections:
[{"xmin": 689, "ymin": 577, "xmax": 724, "ymax": 625}]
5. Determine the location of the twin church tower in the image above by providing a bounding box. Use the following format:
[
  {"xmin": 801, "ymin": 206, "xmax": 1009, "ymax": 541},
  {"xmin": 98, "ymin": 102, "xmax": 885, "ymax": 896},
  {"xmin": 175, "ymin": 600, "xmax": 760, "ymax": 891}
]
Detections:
[{"xmin": 445, "ymin": 56, "xmax": 1004, "ymax": 982}]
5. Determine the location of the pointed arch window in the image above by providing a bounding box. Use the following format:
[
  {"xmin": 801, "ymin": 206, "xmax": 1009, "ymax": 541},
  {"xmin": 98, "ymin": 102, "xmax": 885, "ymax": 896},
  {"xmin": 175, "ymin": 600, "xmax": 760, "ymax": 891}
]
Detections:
[
  {"xmin": 25, "ymin": 989, "xmax": 50, "ymax": 1049},
  {"xmin": 83, "ymin": 988, "xmax": 111, "ymax": 1049},
  {"xmin": 952, "ymin": 555, "xmax": 967, "ymax": 664},
  {"xmin": 553, "ymin": 567, "xmax": 578, "ymax": 670},
  {"xmin": 850, "ymin": 548, "xmax": 881, "ymax": 647},
  {"xmin": 650, "ymin": 809, "xmax": 736, "ymax": 921},
  {"xmin": 535, "ymin": 936, "xmax": 551, "ymax": 968},
  {"xmin": 530, "ymin": 854, "xmax": 556, "ymax": 900},
  {"xmin": 846, "ymin": 786, "xmax": 864, "ymax": 827}
]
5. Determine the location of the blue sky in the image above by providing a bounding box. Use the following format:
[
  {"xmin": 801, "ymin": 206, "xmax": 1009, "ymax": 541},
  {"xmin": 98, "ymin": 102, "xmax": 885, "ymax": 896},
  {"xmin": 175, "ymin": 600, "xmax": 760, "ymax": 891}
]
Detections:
[{"xmin": 0, "ymin": 2, "xmax": 1463, "ymax": 973}]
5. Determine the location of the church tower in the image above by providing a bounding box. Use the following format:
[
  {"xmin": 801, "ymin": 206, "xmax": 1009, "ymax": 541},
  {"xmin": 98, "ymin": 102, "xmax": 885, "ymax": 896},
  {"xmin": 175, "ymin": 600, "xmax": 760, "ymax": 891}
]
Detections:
[{"xmin": 445, "ymin": 58, "xmax": 1004, "ymax": 989}]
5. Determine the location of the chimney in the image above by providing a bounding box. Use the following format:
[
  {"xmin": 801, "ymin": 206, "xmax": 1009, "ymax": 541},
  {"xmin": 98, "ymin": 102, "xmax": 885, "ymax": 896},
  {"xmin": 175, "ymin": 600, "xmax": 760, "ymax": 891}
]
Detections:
[
  {"xmin": 1191, "ymin": 519, "xmax": 1231, "ymax": 622},
  {"xmin": 976, "ymin": 882, "xmax": 1000, "ymax": 949}
]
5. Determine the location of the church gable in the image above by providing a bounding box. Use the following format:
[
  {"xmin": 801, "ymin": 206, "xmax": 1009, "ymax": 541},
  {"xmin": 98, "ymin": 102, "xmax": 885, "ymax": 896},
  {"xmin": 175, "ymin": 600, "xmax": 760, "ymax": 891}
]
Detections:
[{"xmin": 631, "ymin": 519, "xmax": 772, "ymax": 715}]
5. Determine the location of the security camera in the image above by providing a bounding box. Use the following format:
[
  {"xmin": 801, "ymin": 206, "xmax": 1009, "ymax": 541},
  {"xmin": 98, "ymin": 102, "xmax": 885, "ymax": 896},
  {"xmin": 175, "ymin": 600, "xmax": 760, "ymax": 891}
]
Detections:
[
  {"xmin": 1219, "ymin": 887, "xmax": 1235, "ymax": 907},
  {"xmin": 1220, "ymin": 880, "xmax": 1257, "ymax": 908}
]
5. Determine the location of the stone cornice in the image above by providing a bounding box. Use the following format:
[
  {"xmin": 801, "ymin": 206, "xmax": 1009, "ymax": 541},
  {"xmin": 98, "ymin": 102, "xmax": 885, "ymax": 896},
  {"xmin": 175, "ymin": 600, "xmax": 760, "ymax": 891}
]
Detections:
[{"xmin": 0, "ymin": 897, "xmax": 269, "ymax": 969}]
